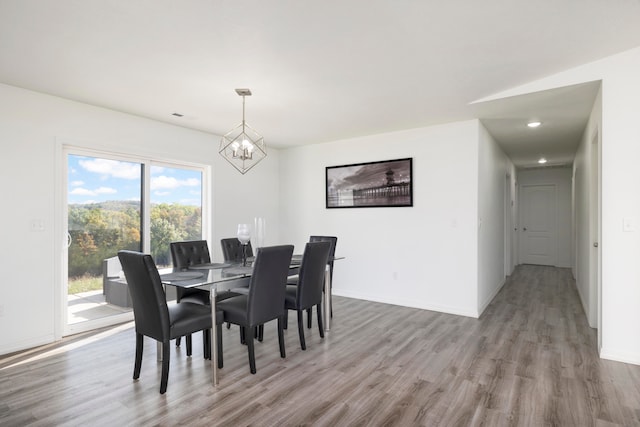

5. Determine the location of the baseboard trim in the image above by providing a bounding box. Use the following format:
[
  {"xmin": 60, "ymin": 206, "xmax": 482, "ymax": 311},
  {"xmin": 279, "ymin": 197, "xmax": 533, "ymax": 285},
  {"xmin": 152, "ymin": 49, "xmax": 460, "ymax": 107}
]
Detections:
[
  {"xmin": 477, "ymin": 277, "xmax": 506, "ymax": 316},
  {"xmin": 0, "ymin": 334, "xmax": 55, "ymax": 357},
  {"xmin": 573, "ymin": 278, "xmax": 597, "ymax": 328},
  {"xmin": 600, "ymin": 349, "xmax": 640, "ymax": 366},
  {"xmin": 333, "ymin": 289, "xmax": 479, "ymax": 318}
]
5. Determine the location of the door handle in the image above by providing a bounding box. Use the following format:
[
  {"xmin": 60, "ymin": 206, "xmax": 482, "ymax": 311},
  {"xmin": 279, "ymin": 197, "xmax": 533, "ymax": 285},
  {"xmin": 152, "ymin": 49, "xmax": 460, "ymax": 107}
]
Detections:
[{"xmin": 593, "ymin": 242, "xmax": 599, "ymax": 248}]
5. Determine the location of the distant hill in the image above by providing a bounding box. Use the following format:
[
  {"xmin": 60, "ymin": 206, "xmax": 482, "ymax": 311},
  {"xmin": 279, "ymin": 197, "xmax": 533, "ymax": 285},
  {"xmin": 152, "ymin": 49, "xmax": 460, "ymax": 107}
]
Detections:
[{"xmin": 69, "ymin": 200, "xmax": 140, "ymax": 210}]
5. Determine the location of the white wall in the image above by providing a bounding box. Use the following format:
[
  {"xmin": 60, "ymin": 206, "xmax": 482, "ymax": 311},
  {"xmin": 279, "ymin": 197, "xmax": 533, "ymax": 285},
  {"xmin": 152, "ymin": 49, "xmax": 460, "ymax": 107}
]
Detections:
[
  {"xmin": 481, "ymin": 46, "xmax": 640, "ymax": 364},
  {"xmin": 477, "ymin": 122, "xmax": 514, "ymax": 314},
  {"xmin": 517, "ymin": 167, "xmax": 573, "ymax": 268},
  {"xmin": 0, "ymin": 83, "xmax": 281, "ymax": 355},
  {"xmin": 279, "ymin": 121, "xmax": 480, "ymax": 317},
  {"xmin": 573, "ymin": 88, "xmax": 602, "ymax": 328}
]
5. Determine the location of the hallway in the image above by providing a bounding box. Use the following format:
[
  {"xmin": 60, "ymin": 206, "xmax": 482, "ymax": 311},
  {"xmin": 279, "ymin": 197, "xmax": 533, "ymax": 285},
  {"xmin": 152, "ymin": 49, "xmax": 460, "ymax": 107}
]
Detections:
[{"xmin": 473, "ymin": 264, "xmax": 638, "ymax": 425}]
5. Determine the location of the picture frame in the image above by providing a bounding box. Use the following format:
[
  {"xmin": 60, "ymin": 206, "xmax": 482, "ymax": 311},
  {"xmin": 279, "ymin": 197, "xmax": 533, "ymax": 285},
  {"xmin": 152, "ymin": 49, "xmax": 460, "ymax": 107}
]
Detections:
[{"xmin": 325, "ymin": 158, "xmax": 413, "ymax": 208}]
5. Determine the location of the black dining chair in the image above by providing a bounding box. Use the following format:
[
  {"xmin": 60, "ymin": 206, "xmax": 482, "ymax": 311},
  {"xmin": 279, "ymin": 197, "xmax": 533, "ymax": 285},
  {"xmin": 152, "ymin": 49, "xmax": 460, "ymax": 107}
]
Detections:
[
  {"xmin": 117, "ymin": 250, "xmax": 224, "ymax": 394},
  {"xmin": 221, "ymin": 237, "xmax": 254, "ymax": 263},
  {"xmin": 288, "ymin": 235, "xmax": 337, "ymax": 328},
  {"xmin": 216, "ymin": 245, "xmax": 294, "ymax": 374},
  {"xmin": 170, "ymin": 240, "xmax": 240, "ymax": 345},
  {"xmin": 170, "ymin": 240, "xmax": 212, "ymax": 305},
  {"xmin": 284, "ymin": 241, "xmax": 331, "ymax": 350}
]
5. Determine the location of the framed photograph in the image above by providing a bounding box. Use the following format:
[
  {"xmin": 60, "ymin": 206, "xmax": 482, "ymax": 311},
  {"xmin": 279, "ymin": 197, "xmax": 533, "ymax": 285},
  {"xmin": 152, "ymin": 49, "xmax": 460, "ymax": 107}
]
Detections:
[{"xmin": 326, "ymin": 158, "xmax": 413, "ymax": 208}]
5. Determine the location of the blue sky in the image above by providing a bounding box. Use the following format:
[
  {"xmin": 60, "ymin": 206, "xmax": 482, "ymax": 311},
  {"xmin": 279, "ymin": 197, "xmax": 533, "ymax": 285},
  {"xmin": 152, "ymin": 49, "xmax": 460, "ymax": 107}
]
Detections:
[{"xmin": 68, "ymin": 155, "xmax": 202, "ymax": 206}]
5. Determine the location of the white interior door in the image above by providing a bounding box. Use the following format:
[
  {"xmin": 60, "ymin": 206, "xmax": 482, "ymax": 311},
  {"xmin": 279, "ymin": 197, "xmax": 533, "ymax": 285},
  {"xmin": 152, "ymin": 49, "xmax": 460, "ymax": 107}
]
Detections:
[{"xmin": 520, "ymin": 184, "xmax": 558, "ymax": 266}]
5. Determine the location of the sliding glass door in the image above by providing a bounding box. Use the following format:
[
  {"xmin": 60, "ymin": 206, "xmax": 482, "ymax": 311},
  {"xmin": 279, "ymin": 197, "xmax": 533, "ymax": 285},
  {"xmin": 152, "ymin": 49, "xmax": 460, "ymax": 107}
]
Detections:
[{"xmin": 65, "ymin": 149, "xmax": 204, "ymax": 334}]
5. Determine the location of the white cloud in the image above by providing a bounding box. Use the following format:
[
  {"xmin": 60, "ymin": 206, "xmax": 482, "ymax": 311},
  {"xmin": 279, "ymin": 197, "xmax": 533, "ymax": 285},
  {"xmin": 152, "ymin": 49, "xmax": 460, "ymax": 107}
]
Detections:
[
  {"xmin": 150, "ymin": 175, "xmax": 200, "ymax": 190},
  {"xmin": 69, "ymin": 187, "xmax": 95, "ymax": 196},
  {"xmin": 70, "ymin": 186, "xmax": 117, "ymax": 196},
  {"xmin": 70, "ymin": 180, "xmax": 84, "ymax": 186},
  {"xmin": 151, "ymin": 176, "xmax": 178, "ymax": 189},
  {"xmin": 154, "ymin": 191, "xmax": 170, "ymax": 196},
  {"xmin": 95, "ymin": 187, "xmax": 117, "ymax": 194},
  {"xmin": 79, "ymin": 158, "xmax": 140, "ymax": 179}
]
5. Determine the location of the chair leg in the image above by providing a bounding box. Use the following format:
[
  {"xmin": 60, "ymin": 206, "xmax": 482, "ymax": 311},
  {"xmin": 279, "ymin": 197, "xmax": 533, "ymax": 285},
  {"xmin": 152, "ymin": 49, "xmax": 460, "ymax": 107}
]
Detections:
[
  {"xmin": 330, "ymin": 292, "xmax": 333, "ymax": 318},
  {"xmin": 278, "ymin": 316, "xmax": 286, "ymax": 358},
  {"xmin": 160, "ymin": 340, "xmax": 170, "ymax": 394},
  {"xmin": 283, "ymin": 310, "xmax": 288, "ymax": 329},
  {"xmin": 307, "ymin": 308, "xmax": 312, "ymax": 329},
  {"xmin": 186, "ymin": 334, "xmax": 192, "ymax": 357},
  {"xmin": 257, "ymin": 325, "xmax": 264, "ymax": 342},
  {"xmin": 175, "ymin": 336, "xmax": 182, "ymax": 347},
  {"xmin": 297, "ymin": 310, "xmax": 306, "ymax": 350},
  {"xmin": 240, "ymin": 327, "xmax": 246, "ymax": 344},
  {"xmin": 246, "ymin": 326, "xmax": 256, "ymax": 374},
  {"xmin": 317, "ymin": 303, "xmax": 324, "ymax": 338},
  {"xmin": 203, "ymin": 329, "xmax": 210, "ymax": 359},
  {"xmin": 133, "ymin": 333, "xmax": 143, "ymax": 379},
  {"xmin": 217, "ymin": 324, "xmax": 224, "ymax": 369}
]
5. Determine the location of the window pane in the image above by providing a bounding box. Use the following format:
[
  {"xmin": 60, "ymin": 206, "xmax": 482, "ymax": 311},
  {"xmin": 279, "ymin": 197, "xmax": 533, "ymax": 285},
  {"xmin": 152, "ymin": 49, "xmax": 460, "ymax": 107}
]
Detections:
[{"xmin": 149, "ymin": 165, "xmax": 203, "ymax": 269}]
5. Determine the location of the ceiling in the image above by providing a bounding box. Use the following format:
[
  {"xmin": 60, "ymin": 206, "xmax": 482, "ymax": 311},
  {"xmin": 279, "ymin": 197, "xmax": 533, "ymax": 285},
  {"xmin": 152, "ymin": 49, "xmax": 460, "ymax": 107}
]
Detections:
[
  {"xmin": 475, "ymin": 81, "xmax": 602, "ymax": 167},
  {"xmin": 1, "ymin": 1, "xmax": 639, "ymax": 168}
]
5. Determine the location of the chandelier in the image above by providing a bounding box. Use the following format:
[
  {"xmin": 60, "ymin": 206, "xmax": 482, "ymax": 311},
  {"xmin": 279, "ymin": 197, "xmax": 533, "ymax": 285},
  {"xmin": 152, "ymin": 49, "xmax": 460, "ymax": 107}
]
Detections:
[{"xmin": 219, "ymin": 88, "xmax": 267, "ymax": 174}]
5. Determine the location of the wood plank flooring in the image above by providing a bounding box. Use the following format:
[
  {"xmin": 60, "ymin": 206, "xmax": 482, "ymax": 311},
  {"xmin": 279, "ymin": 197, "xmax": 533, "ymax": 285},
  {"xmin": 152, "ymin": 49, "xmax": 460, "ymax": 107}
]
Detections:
[{"xmin": 2, "ymin": 265, "xmax": 640, "ymax": 426}]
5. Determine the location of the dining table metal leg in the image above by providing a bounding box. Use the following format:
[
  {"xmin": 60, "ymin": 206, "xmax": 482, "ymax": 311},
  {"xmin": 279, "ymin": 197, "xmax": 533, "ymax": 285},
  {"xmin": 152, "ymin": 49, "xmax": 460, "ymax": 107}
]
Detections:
[
  {"xmin": 324, "ymin": 266, "xmax": 331, "ymax": 332},
  {"xmin": 210, "ymin": 287, "xmax": 218, "ymax": 386}
]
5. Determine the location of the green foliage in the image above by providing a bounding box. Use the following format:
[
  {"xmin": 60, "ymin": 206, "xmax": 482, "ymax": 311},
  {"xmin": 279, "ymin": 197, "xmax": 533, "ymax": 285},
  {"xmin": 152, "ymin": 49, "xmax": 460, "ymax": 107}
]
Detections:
[
  {"xmin": 68, "ymin": 201, "xmax": 201, "ymax": 280},
  {"xmin": 68, "ymin": 274, "xmax": 103, "ymax": 294},
  {"xmin": 150, "ymin": 203, "xmax": 201, "ymax": 266}
]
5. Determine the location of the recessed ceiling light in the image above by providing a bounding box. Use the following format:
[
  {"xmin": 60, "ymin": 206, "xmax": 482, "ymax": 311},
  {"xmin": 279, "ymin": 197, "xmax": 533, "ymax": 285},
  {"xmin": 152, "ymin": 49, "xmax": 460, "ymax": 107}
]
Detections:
[
  {"xmin": 527, "ymin": 121, "xmax": 542, "ymax": 128},
  {"xmin": 538, "ymin": 157, "xmax": 547, "ymax": 164}
]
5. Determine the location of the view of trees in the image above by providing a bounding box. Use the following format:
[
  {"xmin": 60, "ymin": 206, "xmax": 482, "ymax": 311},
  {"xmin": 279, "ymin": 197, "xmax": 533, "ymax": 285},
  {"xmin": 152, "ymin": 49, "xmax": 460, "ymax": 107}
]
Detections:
[{"xmin": 68, "ymin": 201, "xmax": 201, "ymax": 280}]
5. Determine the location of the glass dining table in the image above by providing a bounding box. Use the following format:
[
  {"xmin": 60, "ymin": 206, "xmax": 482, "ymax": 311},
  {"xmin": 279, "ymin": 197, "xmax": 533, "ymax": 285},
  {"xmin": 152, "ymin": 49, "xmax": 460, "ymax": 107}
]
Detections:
[{"xmin": 160, "ymin": 255, "xmax": 338, "ymax": 386}]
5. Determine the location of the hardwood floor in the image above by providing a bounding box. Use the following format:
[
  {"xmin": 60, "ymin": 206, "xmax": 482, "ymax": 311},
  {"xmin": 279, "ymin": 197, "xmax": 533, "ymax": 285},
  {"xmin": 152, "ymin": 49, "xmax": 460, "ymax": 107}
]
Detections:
[{"xmin": 2, "ymin": 265, "xmax": 640, "ymax": 426}]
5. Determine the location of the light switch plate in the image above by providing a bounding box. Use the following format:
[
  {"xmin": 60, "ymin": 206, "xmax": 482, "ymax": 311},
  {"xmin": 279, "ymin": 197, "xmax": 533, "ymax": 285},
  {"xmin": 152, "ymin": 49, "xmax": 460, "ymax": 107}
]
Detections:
[{"xmin": 30, "ymin": 219, "xmax": 45, "ymax": 232}]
